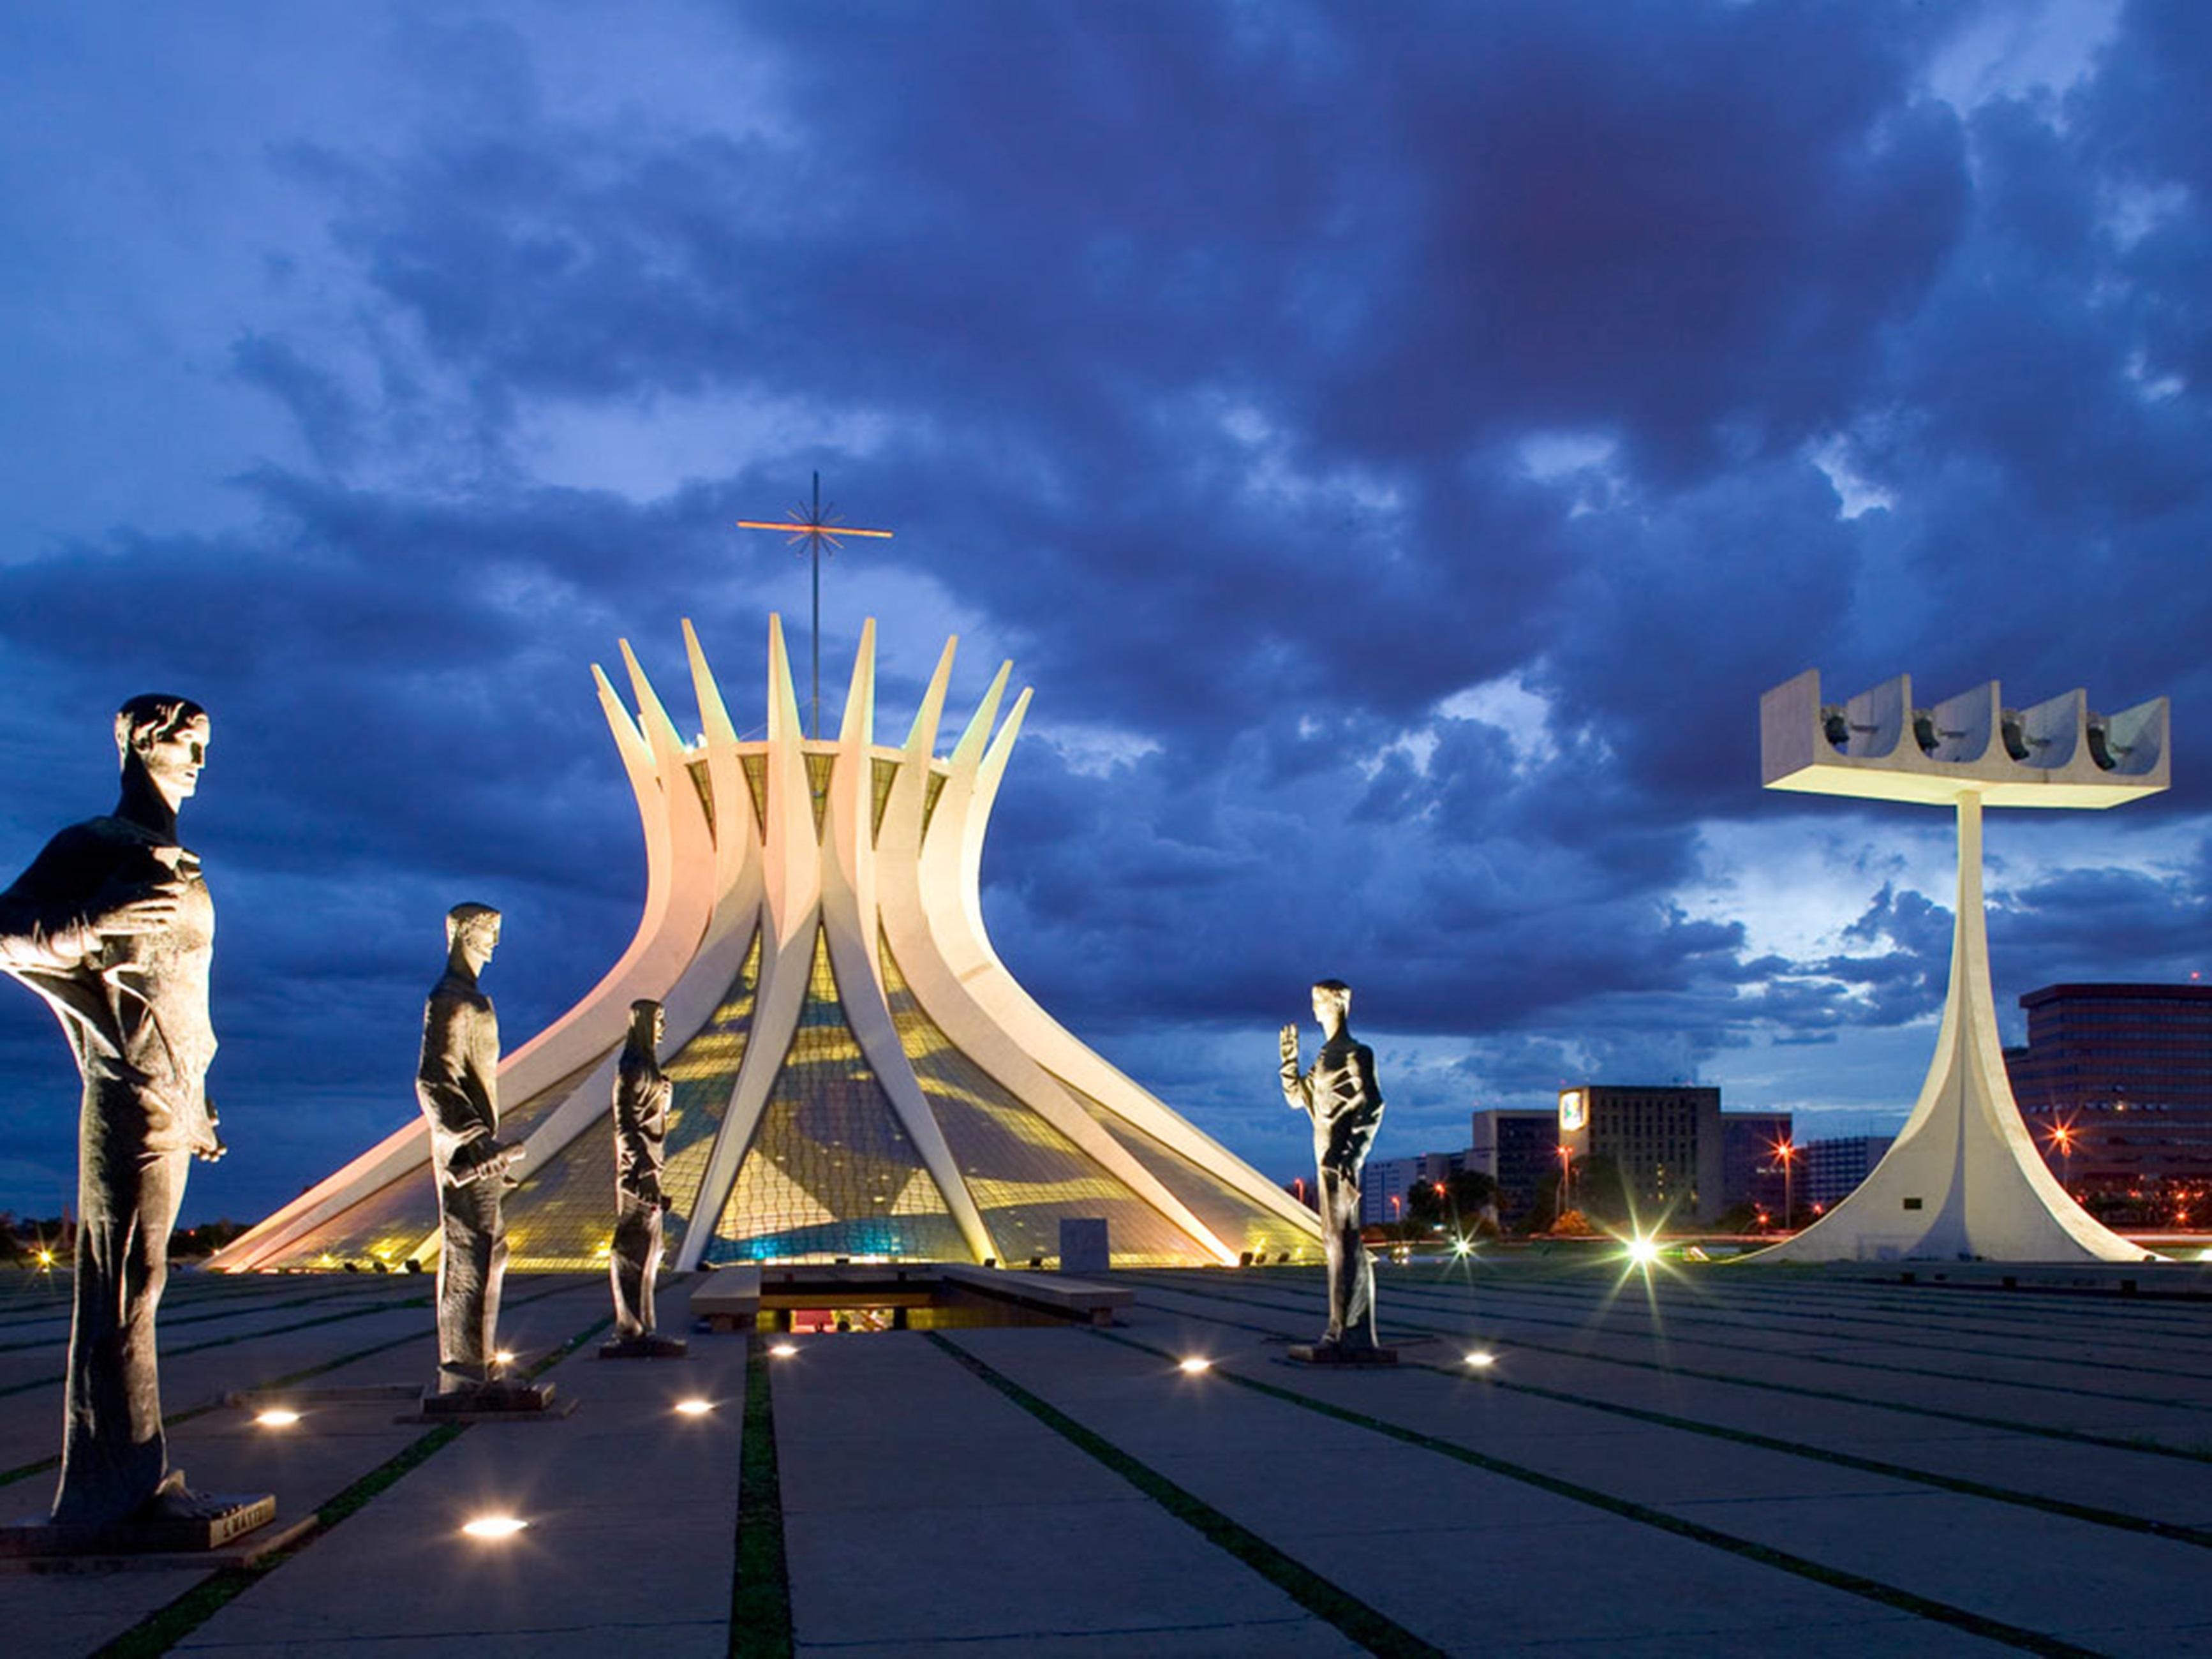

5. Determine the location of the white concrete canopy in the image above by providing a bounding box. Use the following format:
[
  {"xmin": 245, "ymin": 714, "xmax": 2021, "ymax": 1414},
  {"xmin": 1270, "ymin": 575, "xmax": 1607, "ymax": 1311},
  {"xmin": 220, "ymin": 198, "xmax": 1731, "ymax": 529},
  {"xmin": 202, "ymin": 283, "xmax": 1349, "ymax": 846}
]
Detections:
[
  {"xmin": 1751, "ymin": 671, "xmax": 2167, "ymax": 1265},
  {"xmin": 214, "ymin": 619, "xmax": 1320, "ymax": 1274}
]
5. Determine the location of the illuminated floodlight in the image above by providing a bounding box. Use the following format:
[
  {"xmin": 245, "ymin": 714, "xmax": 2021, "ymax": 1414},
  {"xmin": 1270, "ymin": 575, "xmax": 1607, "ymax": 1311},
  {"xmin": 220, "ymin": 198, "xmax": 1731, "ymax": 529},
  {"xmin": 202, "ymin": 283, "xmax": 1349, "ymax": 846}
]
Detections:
[
  {"xmin": 674, "ymin": 1398, "xmax": 714, "ymax": 1417},
  {"xmin": 493, "ymin": 1350, "xmax": 516, "ymax": 1367},
  {"xmin": 1463, "ymin": 1350, "xmax": 1497, "ymax": 1369},
  {"xmin": 253, "ymin": 1408, "xmax": 302, "ymax": 1428},
  {"xmin": 769, "ymin": 1342, "xmax": 799, "ymax": 1358},
  {"xmin": 461, "ymin": 1515, "xmax": 528, "ymax": 1540},
  {"xmin": 1451, "ymin": 1237, "xmax": 1474, "ymax": 1257},
  {"xmin": 1624, "ymin": 1235, "xmax": 1662, "ymax": 1268},
  {"xmin": 34, "ymin": 1249, "xmax": 54, "ymax": 1268},
  {"xmin": 1177, "ymin": 1357, "xmax": 1212, "ymax": 1374}
]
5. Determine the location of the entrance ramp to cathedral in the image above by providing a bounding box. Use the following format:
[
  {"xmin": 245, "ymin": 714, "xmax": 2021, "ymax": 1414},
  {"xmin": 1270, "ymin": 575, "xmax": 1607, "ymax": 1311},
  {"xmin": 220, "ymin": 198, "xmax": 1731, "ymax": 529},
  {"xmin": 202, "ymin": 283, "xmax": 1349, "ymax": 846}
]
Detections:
[{"xmin": 690, "ymin": 1261, "xmax": 1131, "ymax": 1334}]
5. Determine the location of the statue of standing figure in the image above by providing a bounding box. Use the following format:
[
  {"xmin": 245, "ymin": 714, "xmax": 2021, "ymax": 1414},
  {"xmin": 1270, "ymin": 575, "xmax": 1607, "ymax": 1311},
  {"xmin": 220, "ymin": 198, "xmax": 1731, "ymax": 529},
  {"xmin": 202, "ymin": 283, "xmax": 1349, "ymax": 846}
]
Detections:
[
  {"xmin": 601, "ymin": 999, "xmax": 685, "ymax": 1358},
  {"xmin": 1280, "ymin": 979, "xmax": 1393, "ymax": 1364},
  {"xmin": 0, "ymin": 695, "xmax": 268, "ymax": 1541},
  {"xmin": 415, "ymin": 903, "xmax": 540, "ymax": 1408}
]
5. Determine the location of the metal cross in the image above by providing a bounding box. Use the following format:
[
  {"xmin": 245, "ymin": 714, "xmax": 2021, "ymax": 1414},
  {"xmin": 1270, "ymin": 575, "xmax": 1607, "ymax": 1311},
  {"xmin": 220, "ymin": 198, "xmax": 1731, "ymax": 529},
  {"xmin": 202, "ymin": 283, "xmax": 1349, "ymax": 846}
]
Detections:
[{"xmin": 738, "ymin": 472, "xmax": 893, "ymax": 738}]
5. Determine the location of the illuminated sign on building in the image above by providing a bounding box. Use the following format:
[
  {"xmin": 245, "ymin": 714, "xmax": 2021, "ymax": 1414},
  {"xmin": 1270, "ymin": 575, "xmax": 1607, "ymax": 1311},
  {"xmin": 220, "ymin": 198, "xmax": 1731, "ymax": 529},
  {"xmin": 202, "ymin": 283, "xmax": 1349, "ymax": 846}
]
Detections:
[{"xmin": 1558, "ymin": 1090, "xmax": 1586, "ymax": 1133}]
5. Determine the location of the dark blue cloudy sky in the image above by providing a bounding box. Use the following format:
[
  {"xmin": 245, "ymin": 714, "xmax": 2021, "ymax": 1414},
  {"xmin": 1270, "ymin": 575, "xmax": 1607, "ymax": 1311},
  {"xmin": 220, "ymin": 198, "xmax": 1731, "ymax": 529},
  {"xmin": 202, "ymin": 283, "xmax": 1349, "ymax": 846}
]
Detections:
[{"xmin": 4, "ymin": 1, "xmax": 2209, "ymax": 1224}]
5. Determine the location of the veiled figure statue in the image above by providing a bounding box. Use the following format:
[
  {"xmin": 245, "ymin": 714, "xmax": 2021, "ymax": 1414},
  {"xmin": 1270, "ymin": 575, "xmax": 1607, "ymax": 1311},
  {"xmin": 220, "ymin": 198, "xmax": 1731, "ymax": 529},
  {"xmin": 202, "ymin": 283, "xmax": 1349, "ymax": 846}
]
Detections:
[
  {"xmin": 605, "ymin": 999, "xmax": 682, "ymax": 1356},
  {"xmin": 0, "ymin": 695, "xmax": 230, "ymax": 1526},
  {"xmin": 417, "ymin": 903, "xmax": 523, "ymax": 1394},
  {"xmin": 1281, "ymin": 979, "xmax": 1388, "ymax": 1358}
]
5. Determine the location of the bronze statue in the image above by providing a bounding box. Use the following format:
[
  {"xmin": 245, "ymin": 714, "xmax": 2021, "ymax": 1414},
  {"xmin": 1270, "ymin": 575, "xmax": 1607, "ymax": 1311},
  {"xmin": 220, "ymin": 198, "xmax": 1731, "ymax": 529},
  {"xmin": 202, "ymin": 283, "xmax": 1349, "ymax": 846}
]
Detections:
[
  {"xmin": 602, "ymin": 999, "xmax": 683, "ymax": 1357},
  {"xmin": 1281, "ymin": 979, "xmax": 1389, "ymax": 1360},
  {"xmin": 0, "ymin": 696, "xmax": 231, "ymax": 1526},
  {"xmin": 417, "ymin": 902, "xmax": 523, "ymax": 1394}
]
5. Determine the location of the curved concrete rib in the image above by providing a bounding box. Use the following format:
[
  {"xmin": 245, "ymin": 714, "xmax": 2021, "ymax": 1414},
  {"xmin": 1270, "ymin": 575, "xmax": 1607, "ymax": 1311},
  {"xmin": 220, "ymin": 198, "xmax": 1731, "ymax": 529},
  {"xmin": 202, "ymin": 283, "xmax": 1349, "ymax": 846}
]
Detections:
[
  {"xmin": 674, "ymin": 616, "xmax": 824, "ymax": 1270},
  {"xmin": 503, "ymin": 640, "xmax": 733, "ymax": 1184},
  {"xmin": 921, "ymin": 678, "xmax": 1321, "ymax": 1242},
  {"xmin": 820, "ymin": 623, "xmax": 997, "ymax": 1265},
  {"xmin": 209, "ymin": 657, "xmax": 688, "ymax": 1271},
  {"xmin": 876, "ymin": 655, "xmax": 1236, "ymax": 1262},
  {"xmin": 222, "ymin": 614, "xmax": 1318, "ymax": 1274}
]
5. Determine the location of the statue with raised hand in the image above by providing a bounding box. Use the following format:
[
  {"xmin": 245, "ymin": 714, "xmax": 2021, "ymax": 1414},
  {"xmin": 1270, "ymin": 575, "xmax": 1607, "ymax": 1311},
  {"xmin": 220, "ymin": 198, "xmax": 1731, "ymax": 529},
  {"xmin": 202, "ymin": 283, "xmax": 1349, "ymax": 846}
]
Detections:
[
  {"xmin": 602, "ymin": 999, "xmax": 684, "ymax": 1357},
  {"xmin": 417, "ymin": 902, "xmax": 523, "ymax": 1395},
  {"xmin": 1281, "ymin": 978, "xmax": 1388, "ymax": 1360},
  {"xmin": 0, "ymin": 695, "xmax": 232, "ymax": 1527}
]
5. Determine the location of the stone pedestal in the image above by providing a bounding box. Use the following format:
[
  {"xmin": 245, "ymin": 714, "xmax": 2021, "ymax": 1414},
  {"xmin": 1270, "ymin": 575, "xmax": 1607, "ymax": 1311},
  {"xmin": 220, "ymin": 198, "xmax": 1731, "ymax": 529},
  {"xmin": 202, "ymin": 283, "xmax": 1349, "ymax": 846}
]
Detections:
[
  {"xmin": 598, "ymin": 1334, "xmax": 689, "ymax": 1360},
  {"xmin": 0, "ymin": 1492, "xmax": 278, "ymax": 1560},
  {"xmin": 1286, "ymin": 1343, "xmax": 1397, "ymax": 1367},
  {"xmin": 410, "ymin": 1380, "xmax": 564, "ymax": 1422}
]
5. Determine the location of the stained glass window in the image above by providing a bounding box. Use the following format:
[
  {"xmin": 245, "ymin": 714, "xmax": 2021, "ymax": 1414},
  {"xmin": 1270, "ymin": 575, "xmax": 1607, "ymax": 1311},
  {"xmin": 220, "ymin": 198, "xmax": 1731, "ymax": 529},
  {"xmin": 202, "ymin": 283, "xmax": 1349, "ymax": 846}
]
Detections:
[
  {"xmin": 881, "ymin": 935, "xmax": 1208, "ymax": 1266},
  {"xmin": 250, "ymin": 1165, "xmax": 442, "ymax": 1271},
  {"xmin": 493, "ymin": 1045, "xmax": 620, "ymax": 1143},
  {"xmin": 1059, "ymin": 1074, "xmax": 1318, "ymax": 1263},
  {"xmin": 805, "ymin": 752, "xmax": 833, "ymax": 837},
  {"xmin": 705, "ymin": 928, "xmax": 967, "ymax": 1263},
  {"xmin": 248, "ymin": 1041, "xmax": 614, "ymax": 1270},
  {"xmin": 660, "ymin": 930, "xmax": 763, "ymax": 1251},
  {"xmin": 740, "ymin": 752, "xmax": 768, "ymax": 834},
  {"xmin": 500, "ymin": 930, "xmax": 766, "ymax": 1267},
  {"xmin": 685, "ymin": 758, "xmax": 716, "ymax": 837},
  {"xmin": 870, "ymin": 757, "xmax": 900, "ymax": 840},
  {"xmin": 501, "ymin": 1118, "xmax": 620, "ymax": 1270}
]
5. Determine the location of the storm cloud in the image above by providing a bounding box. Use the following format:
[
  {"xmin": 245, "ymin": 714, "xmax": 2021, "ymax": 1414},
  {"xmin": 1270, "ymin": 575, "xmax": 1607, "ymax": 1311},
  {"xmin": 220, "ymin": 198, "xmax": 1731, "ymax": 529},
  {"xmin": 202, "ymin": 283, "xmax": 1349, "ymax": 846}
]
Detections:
[{"xmin": 3, "ymin": 1, "xmax": 2208, "ymax": 1218}]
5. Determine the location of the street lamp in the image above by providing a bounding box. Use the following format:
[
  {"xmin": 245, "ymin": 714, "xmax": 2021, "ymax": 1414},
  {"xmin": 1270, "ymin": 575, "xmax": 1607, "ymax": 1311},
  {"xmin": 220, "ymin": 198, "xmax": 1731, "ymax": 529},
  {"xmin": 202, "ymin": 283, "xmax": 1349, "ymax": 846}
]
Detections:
[
  {"xmin": 1555, "ymin": 1145, "xmax": 1575, "ymax": 1218},
  {"xmin": 1772, "ymin": 1139, "xmax": 1797, "ymax": 1230},
  {"xmin": 2047, "ymin": 1121, "xmax": 2075, "ymax": 1196}
]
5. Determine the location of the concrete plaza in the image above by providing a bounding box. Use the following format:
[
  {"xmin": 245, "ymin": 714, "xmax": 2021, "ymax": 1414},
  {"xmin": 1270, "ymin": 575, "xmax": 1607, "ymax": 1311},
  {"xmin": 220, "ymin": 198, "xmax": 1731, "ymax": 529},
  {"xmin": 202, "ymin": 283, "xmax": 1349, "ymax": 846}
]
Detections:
[{"xmin": 3, "ymin": 1251, "xmax": 2211, "ymax": 1656}]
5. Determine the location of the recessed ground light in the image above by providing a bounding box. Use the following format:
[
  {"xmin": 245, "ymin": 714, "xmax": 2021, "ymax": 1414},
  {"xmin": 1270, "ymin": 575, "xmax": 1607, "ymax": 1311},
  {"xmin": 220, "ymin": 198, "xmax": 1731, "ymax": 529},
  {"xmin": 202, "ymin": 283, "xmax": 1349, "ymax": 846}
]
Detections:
[
  {"xmin": 461, "ymin": 1515, "xmax": 528, "ymax": 1540},
  {"xmin": 1178, "ymin": 1357, "xmax": 1212, "ymax": 1374},
  {"xmin": 1624, "ymin": 1236, "xmax": 1661, "ymax": 1267},
  {"xmin": 1463, "ymin": 1351, "xmax": 1497, "ymax": 1369},
  {"xmin": 769, "ymin": 1342, "xmax": 799, "ymax": 1358},
  {"xmin": 493, "ymin": 1350, "xmax": 517, "ymax": 1366},
  {"xmin": 253, "ymin": 1408, "xmax": 302, "ymax": 1427},
  {"xmin": 674, "ymin": 1398, "xmax": 714, "ymax": 1416}
]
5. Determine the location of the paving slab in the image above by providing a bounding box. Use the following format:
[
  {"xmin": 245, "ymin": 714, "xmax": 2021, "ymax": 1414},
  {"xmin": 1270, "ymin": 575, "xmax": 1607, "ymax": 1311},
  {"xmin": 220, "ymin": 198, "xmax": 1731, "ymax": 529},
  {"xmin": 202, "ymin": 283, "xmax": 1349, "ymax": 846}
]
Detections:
[
  {"xmin": 772, "ymin": 1330, "xmax": 1365, "ymax": 1655},
  {"xmin": 1132, "ymin": 1276, "xmax": 2212, "ymax": 1530},
  {"xmin": 166, "ymin": 1280, "xmax": 731, "ymax": 1657},
  {"xmin": 950, "ymin": 1324, "xmax": 2015, "ymax": 1656}
]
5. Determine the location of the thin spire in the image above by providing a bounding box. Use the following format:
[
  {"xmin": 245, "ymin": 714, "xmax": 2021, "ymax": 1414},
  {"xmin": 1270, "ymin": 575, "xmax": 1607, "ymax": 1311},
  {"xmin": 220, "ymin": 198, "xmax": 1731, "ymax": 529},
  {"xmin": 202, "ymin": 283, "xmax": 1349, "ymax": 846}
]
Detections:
[{"xmin": 738, "ymin": 472, "xmax": 893, "ymax": 740}]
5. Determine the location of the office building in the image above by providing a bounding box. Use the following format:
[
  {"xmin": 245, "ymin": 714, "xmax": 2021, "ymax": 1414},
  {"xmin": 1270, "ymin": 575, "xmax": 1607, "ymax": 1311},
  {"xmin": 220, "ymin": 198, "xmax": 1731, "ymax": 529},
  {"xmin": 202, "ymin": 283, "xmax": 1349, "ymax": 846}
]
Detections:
[
  {"xmin": 1555, "ymin": 1085, "xmax": 1724, "ymax": 1224},
  {"xmin": 2005, "ymin": 981, "xmax": 2212, "ymax": 1198},
  {"xmin": 1798, "ymin": 1135, "xmax": 1897, "ymax": 1209},
  {"xmin": 1469, "ymin": 1108, "xmax": 1559, "ymax": 1222},
  {"xmin": 1720, "ymin": 1112, "xmax": 1794, "ymax": 1213}
]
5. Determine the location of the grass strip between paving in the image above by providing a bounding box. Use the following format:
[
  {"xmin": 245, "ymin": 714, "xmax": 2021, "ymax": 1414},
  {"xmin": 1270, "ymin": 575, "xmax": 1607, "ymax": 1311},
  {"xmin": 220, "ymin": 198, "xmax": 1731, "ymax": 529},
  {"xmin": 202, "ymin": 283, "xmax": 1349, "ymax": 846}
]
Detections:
[
  {"xmin": 1147, "ymin": 1293, "xmax": 2212, "ymax": 1551},
  {"xmin": 1259, "ymin": 1267, "xmax": 2212, "ymax": 1411},
  {"xmin": 0, "ymin": 1296, "xmax": 434, "ymax": 1401},
  {"xmin": 0, "ymin": 1284, "xmax": 379, "ymax": 1356},
  {"xmin": 926, "ymin": 1330, "xmax": 1449, "ymax": 1659},
  {"xmin": 84, "ymin": 1300, "xmax": 613, "ymax": 1659},
  {"xmin": 89, "ymin": 1422, "xmax": 468, "ymax": 1659},
  {"xmin": 731, "ymin": 1334, "xmax": 793, "ymax": 1659},
  {"xmin": 1091, "ymin": 1326, "xmax": 2107, "ymax": 1659},
  {"xmin": 1129, "ymin": 1270, "xmax": 2212, "ymax": 1466},
  {"xmin": 0, "ymin": 1277, "xmax": 593, "ymax": 1492},
  {"xmin": 1370, "ymin": 1268, "xmax": 2212, "ymax": 1388}
]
